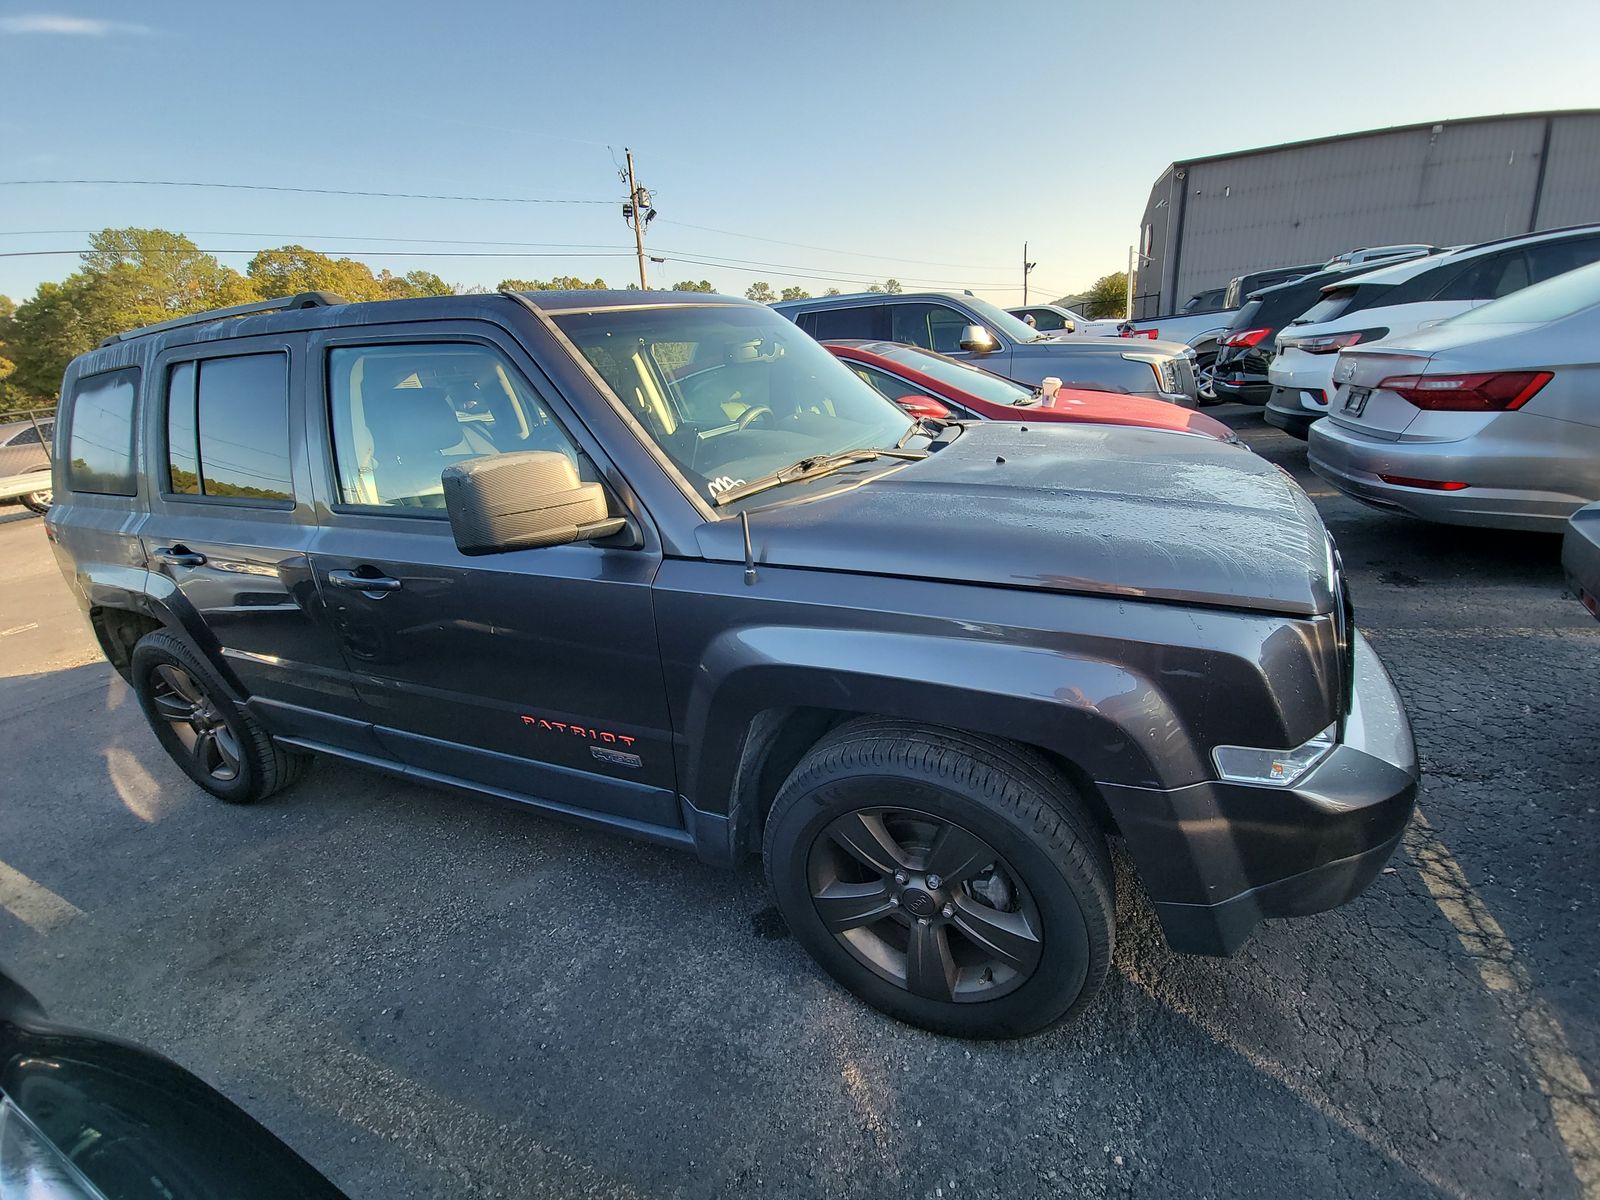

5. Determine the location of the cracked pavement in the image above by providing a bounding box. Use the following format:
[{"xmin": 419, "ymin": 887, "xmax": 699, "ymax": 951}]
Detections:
[{"xmin": 0, "ymin": 408, "xmax": 1595, "ymax": 1198}]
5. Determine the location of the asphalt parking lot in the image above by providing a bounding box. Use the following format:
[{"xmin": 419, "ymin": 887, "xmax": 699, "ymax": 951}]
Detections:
[{"xmin": 1, "ymin": 407, "xmax": 1596, "ymax": 1200}]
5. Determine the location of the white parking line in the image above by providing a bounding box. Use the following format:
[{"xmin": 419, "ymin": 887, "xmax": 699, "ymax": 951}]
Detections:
[
  {"xmin": 1407, "ymin": 809, "xmax": 1600, "ymax": 1195},
  {"xmin": 0, "ymin": 622, "xmax": 40, "ymax": 637},
  {"xmin": 0, "ymin": 858, "xmax": 84, "ymax": 934}
]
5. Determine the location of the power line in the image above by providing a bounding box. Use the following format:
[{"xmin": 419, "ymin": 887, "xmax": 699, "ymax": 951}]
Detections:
[
  {"xmin": 0, "ymin": 179, "xmax": 614, "ymax": 205},
  {"xmin": 0, "ymin": 249, "xmax": 639, "ymax": 260},
  {"xmin": 655, "ymin": 218, "xmax": 1000, "ymax": 271}
]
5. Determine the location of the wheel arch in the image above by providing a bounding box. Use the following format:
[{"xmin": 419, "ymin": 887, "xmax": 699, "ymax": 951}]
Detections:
[{"xmin": 683, "ymin": 627, "xmax": 1192, "ymax": 858}]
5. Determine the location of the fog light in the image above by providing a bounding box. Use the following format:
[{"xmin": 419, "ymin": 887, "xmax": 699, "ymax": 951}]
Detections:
[{"xmin": 1212, "ymin": 724, "xmax": 1336, "ymax": 787}]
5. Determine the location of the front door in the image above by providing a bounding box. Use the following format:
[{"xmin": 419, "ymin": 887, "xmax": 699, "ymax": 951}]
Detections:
[{"xmin": 304, "ymin": 331, "xmax": 679, "ymax": 830}]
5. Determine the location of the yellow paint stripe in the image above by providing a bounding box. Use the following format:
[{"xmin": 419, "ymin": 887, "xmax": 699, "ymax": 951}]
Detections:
[
  {"xmin": 0, "ymin": 859, "xmax": 84, "ymax": 934},
  {"xmin": 1407, "ymin": 809, "xmax": 1600, "ymax": 1195}
]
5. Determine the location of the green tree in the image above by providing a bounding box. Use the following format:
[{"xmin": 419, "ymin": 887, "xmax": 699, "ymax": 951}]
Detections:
[
  {"xmin": 0, "ymin": 296, "xmax": 16, "ymax": 405},
  {"xmin": 496, "ymin": 276, "xmax": 608, "ymax": 292},
  {"xmin": 247, "ymin": 246, "xmax": 393, "ymax": 301},
  {"xmin": 1084, "ymin": 271, "xmax": 1129, "ymax": 319},
  {"xmin": 779, "ymin": 286, "xmax": 811, "ymax": 301},
  {"xmin": 671, "ymin": 279, "xmax": 716, "ymax": 293},
  {"xmin": 744, "ymin": 281, "xmax": 777, "ymax": 304},
  {"xmin": 883, "ymin": 278, "xmax": 902, "ymax": 295},
  {"xmin": 382, "ymin": 269, "xmax": 453, "ymax": 298},
  {"xmin": 823, "ymin": 287, "xmax": 842, "ymax": 296},
  {"xmin": 8, "ymin": 279, "xmax": 96, "ymax": 403},
  {"xmin": 82, "ymin": 228, "xmax": 252, "ymax": 326}
]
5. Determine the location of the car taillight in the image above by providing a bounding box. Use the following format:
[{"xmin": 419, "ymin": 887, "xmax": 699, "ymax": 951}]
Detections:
[
  {"xmin": 1287, "ymin": 328, "xmax": 1387, "ymax": 355},
  {"xmin": 1378, "ymin": 474, "xmax": 1469, "ymax": 491},
  {"xmin": 1378, "ymin": 370, "xmax": 1552, "ymax": 411},
  {"xmin": 1223, "ymin": 327, "xmax": 1271, "ymax": 348},
  {"xmin": 1120, "ymin": 328, "xmax": 1159, "ymax": 339}
]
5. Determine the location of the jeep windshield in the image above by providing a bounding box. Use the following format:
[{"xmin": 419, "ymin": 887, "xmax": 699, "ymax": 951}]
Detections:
[{"xmin": 553, "ymin": 303, "xmax": 918, "ymax": 505}]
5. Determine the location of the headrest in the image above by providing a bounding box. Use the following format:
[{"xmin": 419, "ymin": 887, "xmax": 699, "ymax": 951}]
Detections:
[{"xmin": 367, "ymin": 388, "xmax": 463, "ymax": 458}]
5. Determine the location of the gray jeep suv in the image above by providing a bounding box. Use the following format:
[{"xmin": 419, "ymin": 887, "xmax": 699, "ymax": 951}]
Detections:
[
  {"xmin": 47, "ymin": 288, "xmax": 1415, "ymax": 1038},
  {"xmin": 774, "ymin": 290, "xmax": 1199, "ymax": 405}
]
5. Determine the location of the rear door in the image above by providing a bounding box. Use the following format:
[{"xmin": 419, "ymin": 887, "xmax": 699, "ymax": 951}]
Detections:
[
  {"xmin": 302, "ymin": 323, "xmax": 679, "ymax": 829},
  {"xmin": 139, "ymin": 336, "xmax": 372, "ymax": 748}
]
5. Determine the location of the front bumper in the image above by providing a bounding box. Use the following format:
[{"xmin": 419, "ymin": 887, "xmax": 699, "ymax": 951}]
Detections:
[{"xmin": 1099, "ymin": 631, "xmax": 1418, "ymax": 955}]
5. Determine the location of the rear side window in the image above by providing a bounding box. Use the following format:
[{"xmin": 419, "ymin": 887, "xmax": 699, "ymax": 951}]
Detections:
[
  {"xmin": 1525, "ymin": 236, "xmax": 1600, "ymax": 283},
  {"xmin": 166, "ymin": 353, "xmax": 293, "ymax": 503},
  {"xmin": 1431, "ymin": 251, "xmax": 1530, "ymax": 302},
  {"xmin": 801, "ymin": 305, "xmax": 886, "ymax": 341},
  {"xmin": 67, "ymin": 369, "xmax": 139, "ymax": 495},
  {"xmin": 1025, "ymin": 308, "xmax": 1070, "ymax": 331},
  {"xmin": 1298, "ymin": 284, "xmax": 1389, "ymax": 325}
]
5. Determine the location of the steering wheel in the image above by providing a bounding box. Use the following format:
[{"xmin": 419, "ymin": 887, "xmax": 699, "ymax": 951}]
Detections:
[{"xmin": 735, "ymin": 405, "xmax": 775, "ymax": 431}]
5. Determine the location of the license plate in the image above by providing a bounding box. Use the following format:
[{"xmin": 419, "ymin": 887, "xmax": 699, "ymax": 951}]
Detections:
[{"xmin": 1342, "ymin": 386, "xmax": 1371, "ymax": 417}]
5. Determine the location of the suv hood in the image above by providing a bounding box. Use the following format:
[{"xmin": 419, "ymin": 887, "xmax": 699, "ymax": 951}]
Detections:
[{"xmin": 698, "ymin": 424, "xmax": 1335, "ymax": 616}]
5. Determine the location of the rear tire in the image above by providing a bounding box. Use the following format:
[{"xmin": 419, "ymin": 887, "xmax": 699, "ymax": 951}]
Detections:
[
  {"xmin": 763, "ymin": 718, "xmax": 1113, "ymax": 1038},
  {"xmin": 20, "ymin": 486, "xmax": 51, "ymax": 515},
  {"xmin": 129, "ymin": 631, "xmax": 310, "ymax": 804}
]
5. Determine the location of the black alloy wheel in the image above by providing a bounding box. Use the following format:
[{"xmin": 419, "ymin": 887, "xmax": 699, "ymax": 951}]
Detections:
[
  {"xmin": 149, "ymin": 663, "xmax": 243, "ymax": 783},
  {"xmin": 808, "ymin": 807, "xmax": 1042, "ymax": 1003},
  {"xmin": 764, "ymin": 718, "xmax": 1114, "ymax": 1038},
  {"xmin": 130, "ymin": 631, "xmax": 310, "ymax": 803}
]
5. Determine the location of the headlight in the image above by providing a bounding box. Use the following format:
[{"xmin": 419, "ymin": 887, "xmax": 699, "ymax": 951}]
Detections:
[
  {"xmin": 1212, "ymin": 723, "xmax": 1336, "ymax": 787},
  {"xmin": 0, "ymin": 1097, "xmax": 105, "ymax": 1198}
]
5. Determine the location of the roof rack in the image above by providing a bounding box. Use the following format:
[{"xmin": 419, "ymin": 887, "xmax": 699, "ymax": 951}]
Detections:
[{"xmin": 97, "ymin": 291, "xmax": 348, "ymax": 348}]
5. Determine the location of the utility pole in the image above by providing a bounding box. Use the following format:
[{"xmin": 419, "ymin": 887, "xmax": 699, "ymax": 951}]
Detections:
[
  {"xmin": 622, "ymin": 148, "xmax": 654, "ymax": 290},
  {"xmin": 1125, "ymin": 245, "xmax": 1152, "ymax": 320},
  {"xmin": 1022, "ymin": 241, "xmax": 1037, "ymax": 305}
]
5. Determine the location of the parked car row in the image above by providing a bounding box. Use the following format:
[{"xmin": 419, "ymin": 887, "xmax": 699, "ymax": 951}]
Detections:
[
  {"xmin": 773, "ymin": 290, "xmax": 1201, "ymax": 405},
  {"xmin": 1017, "ymin": 245, "xmax": 1443, "ymax": 401},
  {"xmin": 1265, "ymin": 224, "xmax": 1600, "ymax": 438}
]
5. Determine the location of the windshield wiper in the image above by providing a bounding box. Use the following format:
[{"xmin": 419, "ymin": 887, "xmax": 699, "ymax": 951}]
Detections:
[
  {"xmin": 712, "ymin": 447, "xmax": 927, "ymax": 507},
  {"xmin": 895, "ymin": 415, "xmax": 948, "ymax": 447}
]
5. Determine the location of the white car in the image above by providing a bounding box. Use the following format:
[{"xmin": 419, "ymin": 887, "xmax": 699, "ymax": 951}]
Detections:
[{"xmin": 1264, "ymin": 224, "xmax": 1600, "ymax": 438}]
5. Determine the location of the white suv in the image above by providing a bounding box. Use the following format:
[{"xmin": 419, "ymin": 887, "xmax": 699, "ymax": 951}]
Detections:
[{"xmin": 1264, "ymin": 225, "xmax": 1600, "ymax": 438}]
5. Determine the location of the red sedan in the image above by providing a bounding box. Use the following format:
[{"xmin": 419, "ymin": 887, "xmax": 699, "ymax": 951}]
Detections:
[{"xmin": 825, "ymin": 340, "xmax": 1236, "ymax": 441}]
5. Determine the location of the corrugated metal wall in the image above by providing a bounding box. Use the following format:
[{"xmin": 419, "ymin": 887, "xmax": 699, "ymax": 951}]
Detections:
[{"xmin": 1135, "ymin": 112, "xmax": 1600, "ymax": 318}]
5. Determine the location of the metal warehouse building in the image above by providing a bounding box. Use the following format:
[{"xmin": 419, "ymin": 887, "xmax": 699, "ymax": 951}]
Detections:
[{"xmin": 1134, "ymin": 108, "xmax": 1600, "ymax": 318}]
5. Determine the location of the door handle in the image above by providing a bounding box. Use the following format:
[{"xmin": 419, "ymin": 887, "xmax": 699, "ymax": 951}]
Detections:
[
  {"xmin": 327, "ymin": 569, "xmax": 402, "ymax": 592},
  {"xmin": 153, "ymin": 546, "xmax": 207, "ymax": 568}
]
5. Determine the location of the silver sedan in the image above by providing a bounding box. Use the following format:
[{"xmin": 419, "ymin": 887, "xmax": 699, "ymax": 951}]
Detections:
[{"xmin": 1308, "ymin": 261, "xmax": 1600, "ymax": 531}]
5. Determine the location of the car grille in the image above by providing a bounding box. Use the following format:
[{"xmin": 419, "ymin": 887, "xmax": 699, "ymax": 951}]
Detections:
[{"xmin": 1170, "ymin": 353, "xmax": 1198, "ymax": 399}]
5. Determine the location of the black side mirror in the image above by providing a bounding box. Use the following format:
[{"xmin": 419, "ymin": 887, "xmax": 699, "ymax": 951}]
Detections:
[{"xmin": 442, "ymin": 451, "xmax": 627, "ymax": 556}]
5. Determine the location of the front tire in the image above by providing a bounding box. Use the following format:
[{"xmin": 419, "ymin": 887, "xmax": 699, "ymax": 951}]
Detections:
[
  {"xmin": 130, "ymin": 631, "xmax": 310, "ymax": 804},
  {"xmin": 763, "ymin": 719, "xmax": 1113, "ymax": 1038}
]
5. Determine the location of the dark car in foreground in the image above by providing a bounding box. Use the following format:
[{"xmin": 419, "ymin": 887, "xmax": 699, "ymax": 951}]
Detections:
[
  {"xmin": 824, "ymin": 340, "xmax": 1236, "ymax": 440},
  {"xmin": 1564, "ymin": 502, "xmax": 1600, "ymax": 619},
  {"xmin": 48, "ymin": 288, "xmax": 1416, "ymax": 1038},
  {"xmin": 775, "ymin": 290, "xmax": 1199, "ymax": 405},
  {"xmin": 0, "ymin": 968, "xmax": 344, "ymax": 1198}
]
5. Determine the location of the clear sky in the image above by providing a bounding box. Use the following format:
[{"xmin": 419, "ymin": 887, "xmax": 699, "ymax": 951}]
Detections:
[{"xmin": 3, "ymin": 0, "xmax": 1599, "ymax": 306}]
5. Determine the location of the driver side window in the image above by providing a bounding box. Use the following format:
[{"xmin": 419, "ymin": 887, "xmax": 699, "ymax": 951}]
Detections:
[
  {"xmin": 327, "ymin": 343, "xmax": 586, "ymax": 510},
  {"xmin": 890, "ymin": 304, "xmax": 970, "ymax": 354}
]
